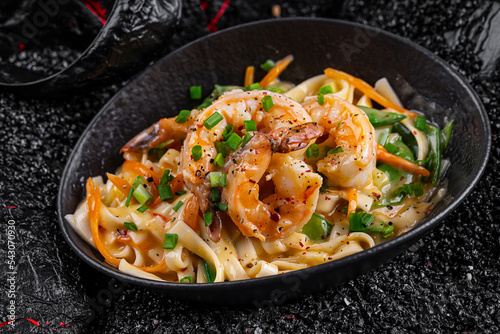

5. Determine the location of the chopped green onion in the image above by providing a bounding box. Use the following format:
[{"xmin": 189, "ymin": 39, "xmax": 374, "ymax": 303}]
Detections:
[
  {"xmin": 156, "ymin": 139, "xmax": 175, "ymax": 149},
  {"xmin": 214, "ymin": 153, "xmax": 225, "ymax": 169},
  {"xmin": 204, "ymin": 112, "xmax": 223, "ymax": 130},
  {"xmin": 133, "ymin": 185, "xmax": 152, "ymax": 204},
  {"xmin": 203, "ymin": 260, "xmax": 216, "ymax": 283},
  {"xmin": 217, "ymin": 202, "xmax": 228, "ymax": 212},
  {"xmin": 268, "ymin": 87, "xmax": 284, "ymax": 94},
  {"xmin": 158, "ymin": 184, "xmax": 174, "ymax": 201},
  {"xmin": 261, "ymin": 96, "xmax": 274, "ymax": 112},
  {"xmin": 211, "ymin": 188, "xmax": 221, "ymax": 202},
  {"xmin": 317, "ymin": 93, "xmax": 325, "ymax": 105},
  {"xmin": 210, "ymin": 172, "xmax": 227, "ymax": 187},
  {"xmin": 180, "ymin": 276, "xmax": 193, "ymax": 283},
  {"xmin": 175, "ymin": 109, "xmax": 191, "ymax": 124},
  {"xmin": 215, "ymin": 141, "xmax": 228, "ymax": 157},
  {"xmin": 349, "ymin": 212, "xmax": 375, "ymax": 231},
  {"xmin": 125, "ymin": 188, "xmax": 134, "ymax": 207},
  {"xmin": 300, "ymin": 213, "xmax": 333, "ymax": 241},
  {"xmin": 204, "ymin": 210, "xmax": 212, "ymax": 226},
  {"xmin": 124, "ymin": 222, "xmax": 138, "ymax": 231},
  {"xmin": 192, "ymin": 145, "xmax": 202, "ymax": 161},
  {"xmin": 131, "ymin": 175, "xmax": 144, "ymax": 188},
  {"xmin": 319, "ymin": 85, "xmax": 333, "ymax": 94},
  {"xmin": 190, "ymin": 86, "xmax": 202, "ymax": 99},
  {"xmin": 244, "ymin": 120, "xmax": 257, "ymax": 132},
  {"xmin": 175, "ymin": 190, "xmax": 187, "ymax": 196},
  {"xmin": 381, "ymin": 224, "xmax": 394, "ymax": 238},
  {"xmin": 248, "ymin": 82, "xmax": 262, "ymax": 90},
  {"xmin": 328, "ymin": 146, "xmax": 344, "ymax": 155},
  {"xmin": 306, "ymin": 143, "xmax": 319, "ymax": 158},
  {"xmin": 260, "ymin": 59, "xmax": 275, "ymax": 72},
  {"xmin": 137, "ymin": 205, "xmax": 148, "ymax": 213},
  {"xmin": 173, "ymin": 201, "xmax": 184, "ymax": 212},
  {"xmin": 222, "ymin": 124, "xmax": 234, "ymax": 141},
  {"xmin": 415, "ymin": 116, "xmax": 427, "ymax": 131},
  {"xmin": 225, "ymin": 132, "xmax": 242, "ymax": 151},
  {"xmin": 320, "ymin": 184, "xmax": 329, "ymax": 193},
  {"xmin": 163, "ymin": 233, "xmax": 178, "ymax": 249},
  {"xmin": 160, "ymin": 169, "xmax": 173, "ymax": 185},
  {"xmin": 241, "ymin": 133, "xmax": 253, "ymax": 147}
]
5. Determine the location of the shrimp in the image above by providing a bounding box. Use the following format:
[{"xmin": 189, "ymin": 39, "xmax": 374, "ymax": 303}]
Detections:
[
  {"xmin": 221, "ymin": 132, "xmax": 323, "ymax": 241},
  {"xmin": 180, "ymin": 89, "xmax": 315, "ymax": 212},
  {"xmin": 120, "ymin": 109, "xmax": 201, "ymax": 153},
  {"xmin": 302, "ymin": 94, "xmax": 377, "ymax": 189}
]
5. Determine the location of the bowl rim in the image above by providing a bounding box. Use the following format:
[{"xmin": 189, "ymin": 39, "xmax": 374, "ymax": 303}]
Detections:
[{"xmin": 57, "ymin": 17, "xmax": 492, "ymax": 294}]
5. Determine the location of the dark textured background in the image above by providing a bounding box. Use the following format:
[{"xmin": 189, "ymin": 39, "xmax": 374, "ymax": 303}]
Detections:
[{"xmin": 1, "ymin": 0, "xmax": 499, "ymax": 333}]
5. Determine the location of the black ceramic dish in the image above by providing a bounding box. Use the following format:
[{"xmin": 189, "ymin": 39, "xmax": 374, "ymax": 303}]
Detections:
[{"xmin": 57, "ymin": 18, "xmax": 491, "ymax": 305}]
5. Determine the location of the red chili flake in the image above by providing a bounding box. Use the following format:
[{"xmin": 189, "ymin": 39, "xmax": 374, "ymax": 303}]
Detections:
[
  {"xmin": 302, "ymin": 252, "xmax": 306, "ymax": 255},
  {"xmin": 301, "ymin": 172, "xmax": 304, "ymax": 175},
  {"xmin": 306, "ymin": 246, "xmax": 310, "ymax": 250},
  {"xmin": 328, "ymin": 257, "xmax": 332, "ymax": 260},
  {"xmin": 328, "ymin": 120, "xmax": 332, "ymax": 124},
  {"xmin": 372, "ymin": 192, "xmax": 381, "ymax": 200},
  {"xmin": 414, "ymin": 131, "xmax": 417, "ymax": 135},
  {"xmin": 400, "ymin": 176, "xmax": 405, "ymax": 181},
  {"xmin": 299, "ymin": 241, "xmax": 304, "ymax": 247},
  {"xmin": 305, "ymin": 170, "xmax": 311, "ymax": 172},
  {"xmin": 270, "ymin": 212, "xmax": 280, "ymax": 222},
  {"xmin": 359, "ymin": 168, "xmax": 362, "ymax": 171},
  {"xmin": 325, "ymin": 196, "xmax": 331, "ymax": 200}
]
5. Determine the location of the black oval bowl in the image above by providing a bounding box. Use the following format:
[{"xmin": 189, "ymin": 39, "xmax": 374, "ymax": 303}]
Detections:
[{"xmin": 57, "ymin": 18, "xmax": 491, "ymax": 305}]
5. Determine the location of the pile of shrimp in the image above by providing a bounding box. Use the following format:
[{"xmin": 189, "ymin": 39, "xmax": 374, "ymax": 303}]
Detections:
[
  {"xmin": 115, "ymin": 56, "xmax": 432, "ymax": 247},
  {"xmin": 121, "ymin": 87, "xmax": 381, "ymax": 242}
]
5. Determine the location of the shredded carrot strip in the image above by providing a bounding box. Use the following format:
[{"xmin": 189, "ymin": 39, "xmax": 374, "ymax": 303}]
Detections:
[
  {"xmin": 346, "ymin": 187, "xmax": 357, "ymax": 215},
  {"xmin": 244, "ymin": 66, "xmax": 254, "ymax": 87},
  {"xmin": 107, "ymin": 173, "xmax": 131, "ymax": 196},
  {"xmin": 87, "ymin": 178, "xmax": 121, "ymax": 267},
  {"xmin": 122, "ymin": 160, "xmax": 161, "ymax": 186},
  {"xmin": 86, "ymin": 177, "xmax": 168, "ymax": 273},
  {"xmin": 324, "ymin": 68, "xmax": 419, "ymax": 118},
  {"xmin": 150, "ymin": 196, "xmax": 163, "ymax": 209},
  {"xmin": 376, "ymin": 144, "xmax": 430, "ymax": 176},
  {"xmin": 259, "ymin": 55, "xmax": 294, "ymax": 88},
  {"xmin": 140, "ymin": 259, "xmax": 168, "ymax": 273},
  {"xmin": 169, "ymin": 173, "xmax": 185, "ymax": 194}
]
